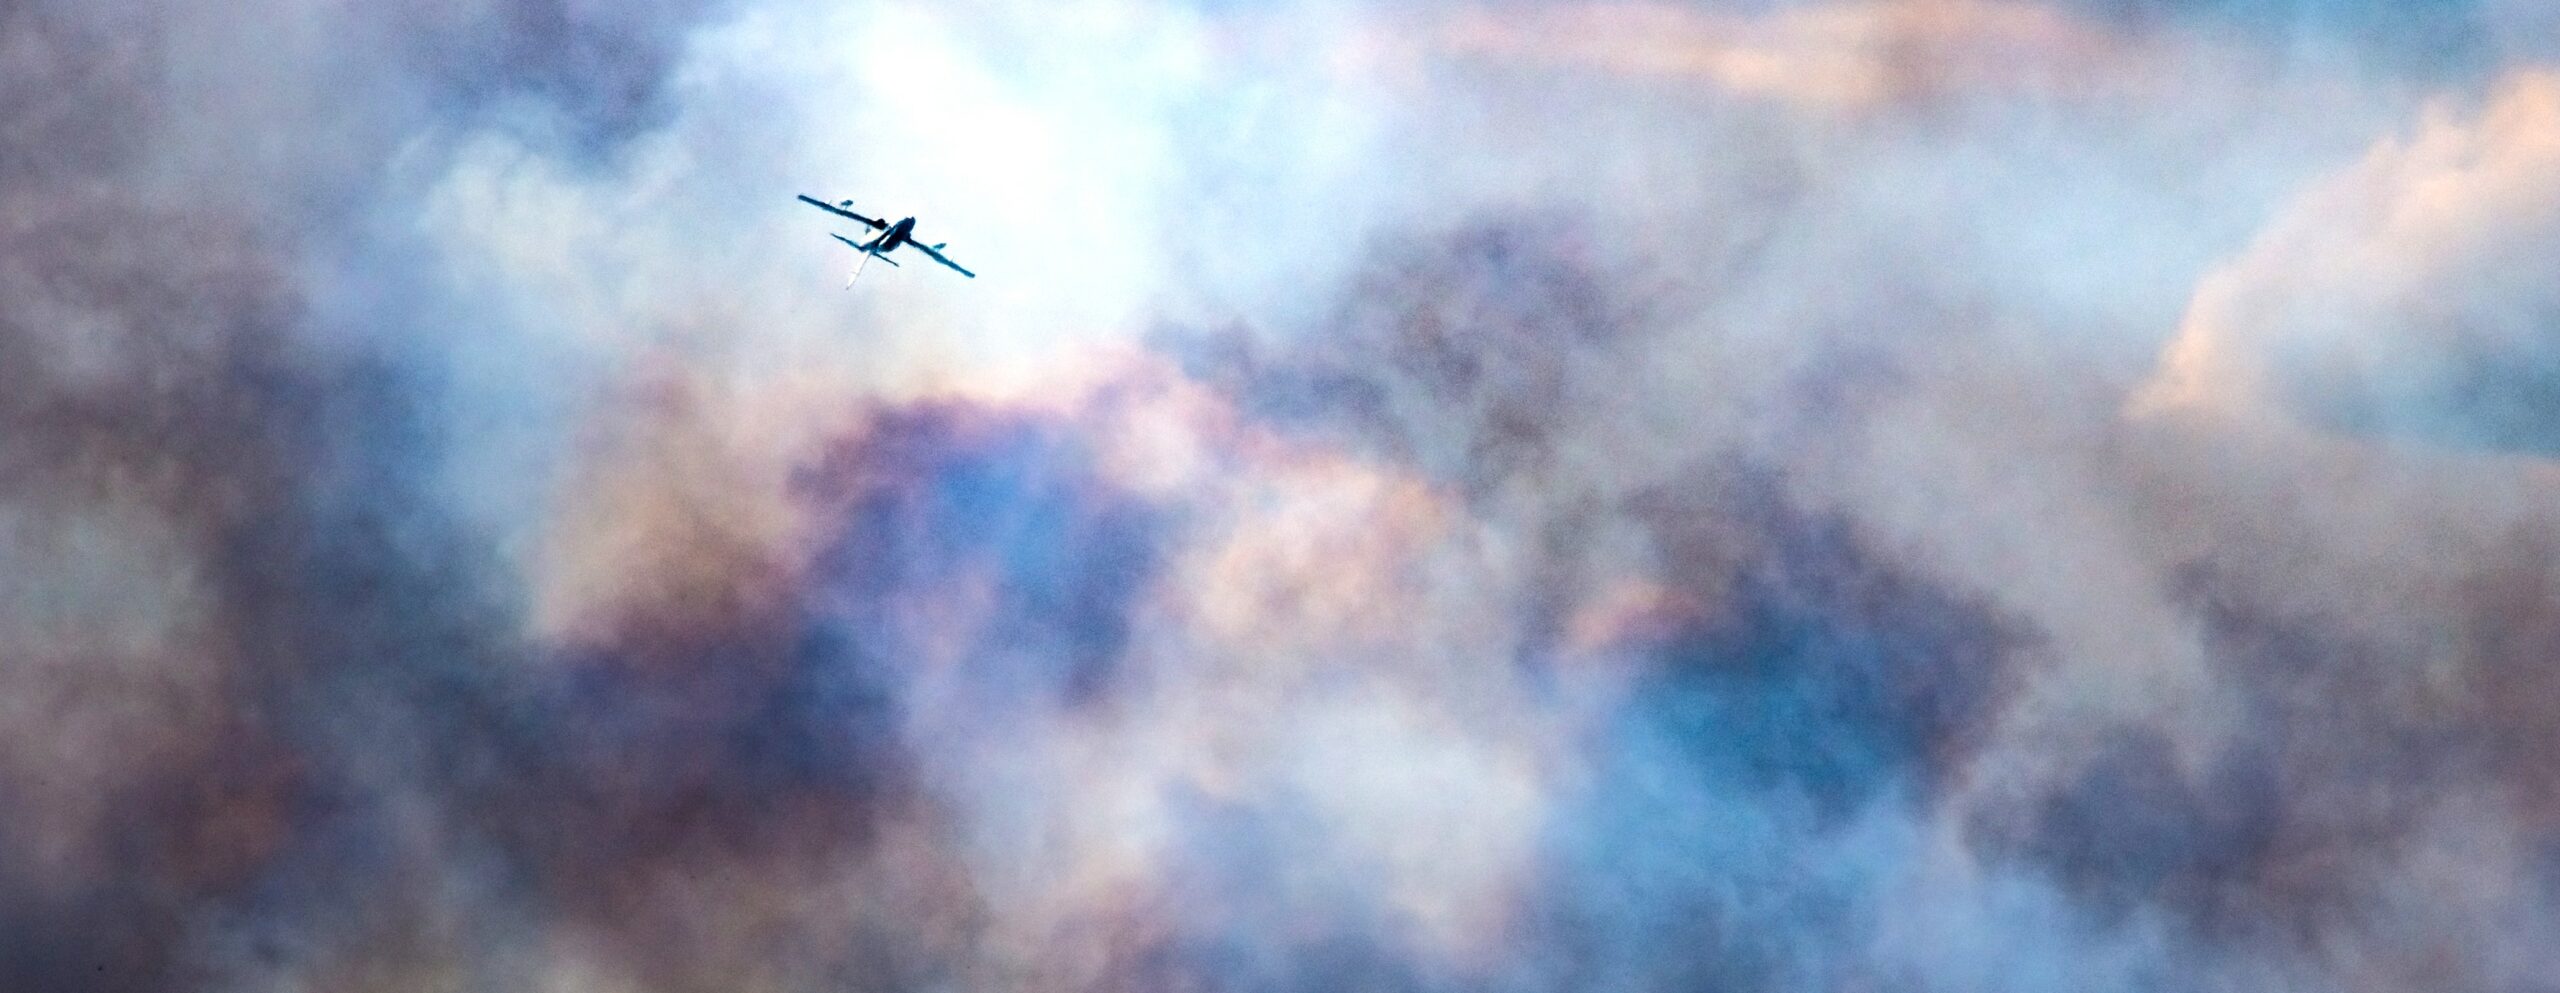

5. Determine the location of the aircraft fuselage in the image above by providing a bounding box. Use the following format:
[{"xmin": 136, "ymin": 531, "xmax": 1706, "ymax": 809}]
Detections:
[{"xmin": 876, "ymin": 217, "xmax": 916, "ymax": 252}]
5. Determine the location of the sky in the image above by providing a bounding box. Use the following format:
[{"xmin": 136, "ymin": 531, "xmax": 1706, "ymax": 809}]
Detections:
[{"xmin": 5, "ymin": 0, "xmax": 2560, "ymax": 991}]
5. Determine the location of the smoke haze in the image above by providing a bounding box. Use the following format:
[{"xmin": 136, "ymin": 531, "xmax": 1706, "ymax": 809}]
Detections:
[{"xmin": 6, "ymin": 1, "xmax": 2560, "ymax": 990}]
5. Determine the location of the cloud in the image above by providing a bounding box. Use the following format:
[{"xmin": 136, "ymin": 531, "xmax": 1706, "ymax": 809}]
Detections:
[
  {"xmin": 2142, "ymin": 69, "xmax": 2560, "ymax": 457},
  {"xmin": 10, "ymin": 0, "xmax": 2560, "ymax": 990},
  {"xmin": 1432, "ymin": 0, "xmax": 2184, "ymax": 110}
]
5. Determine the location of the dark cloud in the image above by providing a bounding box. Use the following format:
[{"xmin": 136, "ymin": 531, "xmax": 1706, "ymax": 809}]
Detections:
[
  {"xmin": 392, "ymin": 0, "xmax": 734, "ymax": 155},
  {"xmin": 1168, "ymin": 215, "xmax": 1630, "ymax": 498},
  {"xmin": 795, "ymin": 401, "xmax": 1171, "ymax": 714}
]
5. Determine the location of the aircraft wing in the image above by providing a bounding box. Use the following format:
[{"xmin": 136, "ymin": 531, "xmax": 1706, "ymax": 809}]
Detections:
[
  {"xmin": 832, "ymin": 233, "xmax": 897, "ymax": 265},
  {"xmin": 905, "ymin": 241, "xmax": 977, "ymax": 279},
  {"xmin": 798, "ymin": 194, "xmax": 887, "ymax": 230}
]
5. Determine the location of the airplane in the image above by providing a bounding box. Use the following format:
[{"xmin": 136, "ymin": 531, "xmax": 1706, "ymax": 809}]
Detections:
[{"xmin": 796, "ymin": 194, "xmax": 976, "ymax": 287}]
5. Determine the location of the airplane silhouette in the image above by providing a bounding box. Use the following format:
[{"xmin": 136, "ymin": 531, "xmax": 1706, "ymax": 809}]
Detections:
[{"xmin": 796, "ymin": 194, "xmax": 976, "ymax": 287}]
